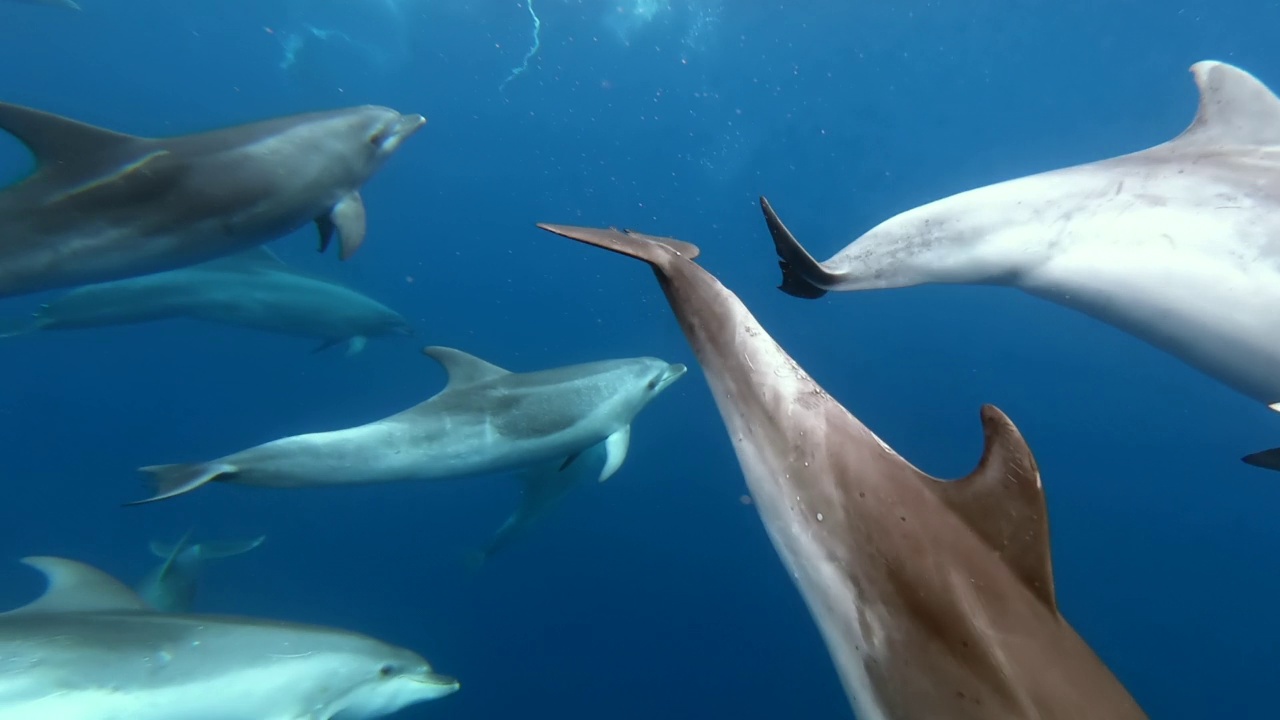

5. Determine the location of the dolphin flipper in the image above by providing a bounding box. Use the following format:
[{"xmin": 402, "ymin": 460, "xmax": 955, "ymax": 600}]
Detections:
[
  {"xmin": 129, "ymin": 462, "xmax": 236, "ymax": 505},
  {"xmin": 599, "ymin": 425, "xmax": 630, "ymax": 482},
  {"xmin": 759, "ymin": 196, "xmax": 839, "ymax": 300},
  {"xmin": 320, "ymin": 191, "xmax": 366, "ymax": 260}
]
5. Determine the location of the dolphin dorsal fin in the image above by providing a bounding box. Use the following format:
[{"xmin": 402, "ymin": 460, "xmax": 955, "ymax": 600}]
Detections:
[
  {"xmin": 929, "ymin": 406, "xmax": 1057, "ymax": 613},
  {"xmin": 0, "ymin": 102, "xmax": 144, "ymax": 172},
  {"xmin": 1170, "ymin": 61, "xmax": 1280, "ymax": 148},
  {"xmin": 422, "ymin": 346, "xmax": 510, "ymax": 388},
  {"xmin": 3, "ymin": 556, "xmax": 151, "ymax": 615}
]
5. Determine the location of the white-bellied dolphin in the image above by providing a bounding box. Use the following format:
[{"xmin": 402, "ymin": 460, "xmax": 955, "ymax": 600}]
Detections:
[
  {"xmin": 0, "ymin": 99, "xmax": 424, "ymax": 298},
  {"xmin": 0, "ymin": 247, "xmax": 412, "ymax": 355},
  {"xmin": 538, "ymin": 222, "xmax": 1147, "ymax": 719},
  {"xmin": 758, "ymin": 61, "xmax": 1280, "ymax": 468},
  {"xmin": 0, "ymin": 556, "xmax": 459, "ymax": 719},
  {"xmin": 136, "ymin": 531, "xmax": 266, "ymax": 613},
  {"xmin": 130, "ymin": 346, "xmax": 686, "ymax": 504}
]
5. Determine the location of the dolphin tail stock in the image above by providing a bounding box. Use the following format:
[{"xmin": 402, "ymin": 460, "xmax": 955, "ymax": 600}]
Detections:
[
  {"xmin": 128, "ymin": 462, "xmax": 237, "ymax": 506},
  {"xmin": 1242, "ymin": 447, "xmax": 1280, "ymax": 471},
  {"xmin": 758, "ymin": 196, "xmax": 840, "ymax": 300}
]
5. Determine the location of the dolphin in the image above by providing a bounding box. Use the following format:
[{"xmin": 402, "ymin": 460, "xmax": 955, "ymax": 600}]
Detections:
[
  {"xmin": 136, "ymin": 531, "xmax": 266, "ymax": 613},
  {"xmin": 0, "ymin": 556, "xmax": 459, "ymax": 720},
  {"xmin": 756, "ymin": 60, "xmax": 1280, "ymax": 467},
  {"xmin": 0, "ymin": 99, "xmax": 425, "ymax": 298},
  {"xmin": 0, "ymin": 247, "xmax": 413, "ymax": 355},
  {"xmin": 464, "ymin": 441, "xmax": 609, "ymax": 569},
  {"xmin": 130, "ymin": 346, "xmax": 686, "ymax": 504},
  {"xmin": 538, "ymin": 222, "xmax": 1147, "ymax": 719}
]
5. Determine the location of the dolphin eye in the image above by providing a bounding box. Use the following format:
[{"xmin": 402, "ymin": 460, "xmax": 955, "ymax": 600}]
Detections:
[
  {"xmin": 647, "ymin": 377, "xmax": 660, "ymax": 390},
  {"xmin": 379, "ymin": 663, "xmax": 397, "ymax": 678},
  {"xmin": 369, "ymin": 129, "xmax": 389, "ymax": 147}
]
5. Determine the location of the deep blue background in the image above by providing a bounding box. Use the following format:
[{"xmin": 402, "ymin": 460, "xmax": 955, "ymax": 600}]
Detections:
[{"xmin": 2, "ymin": 1, "xmax": 1279, "ymax": 718}]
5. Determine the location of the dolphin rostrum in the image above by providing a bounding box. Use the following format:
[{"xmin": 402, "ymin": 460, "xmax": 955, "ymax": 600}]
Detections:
[
  {"xmin": 0, "ymin": 247, "xmax": 413, "ymax": 355},
  {"xmin": 0, "ymin": 556, "xmax": 459, "ymax": 719},
  {"xmin": 136, "ymin": 531, "xmax": 266, "ymax": 613},
  {"xmin": 757, "ymin": 60, "xmax": 1280, "ymax": 468},
  {"xmin": 131, "ymin": 346, "xmax": 686, "ymax": 504},
  {"xmin": 538, "ymin": 222, "xmax": 1147, "ymax": 719},
  {"xmin": 0, "ymin": 99, "xmax": 424, "ymax": 298}
]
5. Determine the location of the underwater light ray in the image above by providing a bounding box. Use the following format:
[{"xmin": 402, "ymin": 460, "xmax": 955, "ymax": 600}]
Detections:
[{"xmin": 500, "ymin": 0, "xmax": 542, "ymax": 92}]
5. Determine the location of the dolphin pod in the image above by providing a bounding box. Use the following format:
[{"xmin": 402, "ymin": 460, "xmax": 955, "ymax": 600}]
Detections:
[
  {"xmin": 538, "ymin": 222, "xmax": 1147, "ymax": 719},
  {"xmin": 759, "ymin": 60, "xmax": 1280, "ymax": 469},
  {"xmin": 0, "ymin": 100, "xmax": 424, "ymax": 298}
]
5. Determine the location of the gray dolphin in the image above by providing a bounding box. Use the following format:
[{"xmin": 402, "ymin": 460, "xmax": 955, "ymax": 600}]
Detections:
[
  {"xmin": 756, "ymin": 61, "xmax": 1280, "ymax": 468},
  {"xmin": 0, "ymin": 556, "xmax": 459, "ymax": 719},
  {"xmin": 136, "ymin": 531, "xmax": 266, "ymax": 613},
  {"xmin": 131, "ymin": 346, "xmax": 686, "ymax": 504},
  {"xmin": 0, "ymin": 99, "xmax": 424, "ymax": 298},
  {"xmin": 465, "ymin": 441, "xmax": 609, "ymax": 569},
  {"xmin": 2, "ymin": 0, "xmax": 80, "ymax": 9},
  {"xmin": 538, "ymin": 222, "xmax": 1147, "ymax": 719},
  {"xmin": 0, "ymin": 247, "xmax": 412, "ymax": 355}
]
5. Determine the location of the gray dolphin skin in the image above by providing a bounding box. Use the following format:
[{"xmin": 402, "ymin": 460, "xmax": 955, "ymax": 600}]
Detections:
[
  {"xmin": 0, "ymin": 247, "xmax": 412, "ymax": 355},
  {"xmin": 0, "ymin": 556, "xmax": 459, "ymax": 719},
  {"xmin": 136, "ymin": 531, "xmax": 266, "ymax": 613},
  {"xmin": 0, "ymin": 99, "xmax": 425, "ymax": 298},
  {"xmin": 537, "ymin": 222, "xmax": 1147, "ymax": 719},
  {"xmin": 756, "ymin": 60, "xmax": 1280, "ymax": 469},
  {"xmin": 130, "ymin": 346, "xmax": 686, "ymax": 504}
]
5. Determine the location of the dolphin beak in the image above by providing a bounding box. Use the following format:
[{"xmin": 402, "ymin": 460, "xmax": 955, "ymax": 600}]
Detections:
[
  {"xmin": 417, "ymin": 672, "xmax": 460, "ymax": 692},
  {"xmin": 382, "ymin": 114, "xmax": 427, "ymax": 154},
  {"xmin": 655, "ymin": 363, "xmax": 688, "ymax": 393}
]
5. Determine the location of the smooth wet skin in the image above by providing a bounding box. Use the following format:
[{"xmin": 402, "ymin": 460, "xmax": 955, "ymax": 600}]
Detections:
[
  {"xmin": 760, "ymin": 60, "xmax": 1280, "ymax": 467},
  {"xmin": 132, "ymin": 346, "xmax": 685, "ymax": 503},
  {"xmin": 539, "ymin": 222, "xmax": 1147, "ymax": 719},
  {"xmin": 0, "ymin": 101, "xmax": 424, "ymax": 298},
  {"xmin": 0, "ymin": 557, "xmax": 459, "ymax": 720}
]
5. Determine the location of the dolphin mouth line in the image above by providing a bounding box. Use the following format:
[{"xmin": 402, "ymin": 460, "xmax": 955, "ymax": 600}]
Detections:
[{"xmin": 413, "ymin": 673, "xmax": 459, "ymax": 688}]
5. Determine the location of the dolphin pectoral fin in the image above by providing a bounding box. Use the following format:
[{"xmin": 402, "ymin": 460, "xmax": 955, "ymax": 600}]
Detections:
[
  {"xmin": 929, "ymin": 405, "xmax": 1057, "ymax": 612},
  {"xmin": 559, "ymin": 450, "xmax": 584, "ymax": 471},
  {"xmin": 128, "ymin": 462, "xmax": 236, "ymax": 506},
  {"xmin": 1242, "ymin": 447, "xmax": 1280, "ymax": 471},
  {"xmin": 316, "ymin": 214, "xmax": 335, "ymax": 254},
  {"xmin": 345, "ymin": 336, "xmax": 368, "ymax": 356},
  {"xmin": 599, "ymin": 425, "xmax": 631, "ymax": 482},
  {"xmin": 0, "ymin": 316, "xmax": 41, "ymax": 338},
  {"xmin": 330, "ymin": 191, "xmax": 367, "ymax": 260},
  {"xmin": 759, "ymin": 196, "xmax": 835, "ymax": 300},
  {"xmin": 310, "ymin": 337, "xmax": 345, "ymax": 354}
]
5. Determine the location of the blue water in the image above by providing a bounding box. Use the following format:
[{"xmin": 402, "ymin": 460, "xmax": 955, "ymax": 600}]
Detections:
[{"xmin": 2, "ymin": 1, "xmax": 1279, "ymax": 718}]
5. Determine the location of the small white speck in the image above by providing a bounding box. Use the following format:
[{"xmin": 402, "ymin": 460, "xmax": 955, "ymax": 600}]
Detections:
[{"xmin": 816, "ymin": 512, "xmax": 824, "ymax": 522}]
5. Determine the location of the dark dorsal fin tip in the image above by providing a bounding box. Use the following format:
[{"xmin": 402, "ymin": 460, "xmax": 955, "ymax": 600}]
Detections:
[{"xmin": 931, "ymin": 404, "xmax": 1057, "ymax": 613}]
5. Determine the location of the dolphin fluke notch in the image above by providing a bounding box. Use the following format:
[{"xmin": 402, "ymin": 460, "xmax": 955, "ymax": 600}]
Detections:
[
  {"xmin": 129, "ymin": 462, "xmax": 237, "ymax": 505},
  {"xmin": 759, "ymin": 196, "xmax": 836, "ymax": 300},
  {"xmin": 932, "ymin": 404, "xmax": 1057, "ymax": 611}
]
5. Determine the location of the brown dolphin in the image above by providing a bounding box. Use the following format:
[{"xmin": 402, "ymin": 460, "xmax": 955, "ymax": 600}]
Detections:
[{"xmin": 537, "ymin": 221, "xmax": 1147, "ymax": 720}]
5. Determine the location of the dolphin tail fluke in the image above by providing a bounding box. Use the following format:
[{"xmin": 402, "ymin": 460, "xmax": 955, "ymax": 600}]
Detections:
[
  {"xmin": 758, "ymin": 196, "xmax": 833, "ymax": 300},
  {"xmin": 129, "ymin": 462, "xmax": 236, "ymax": 505},
  {"xmin": 1242, "ymin": 447, "xmax": 1280, "ymax": 471},
  {"xmin": 535, "ymin": 223, "xmax": 701, "ymax": 268}
]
